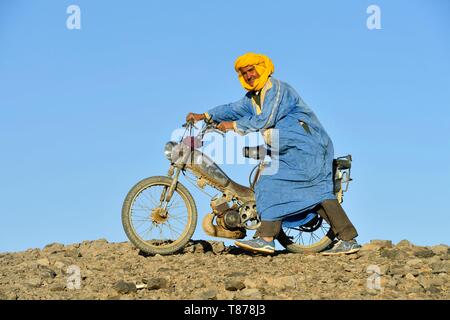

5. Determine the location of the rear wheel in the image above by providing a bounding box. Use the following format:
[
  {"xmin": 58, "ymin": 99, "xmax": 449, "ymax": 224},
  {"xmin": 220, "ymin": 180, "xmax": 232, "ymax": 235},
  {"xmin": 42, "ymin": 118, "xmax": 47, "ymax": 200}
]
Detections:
[
  {"xmin": 277, "ymin": 215, "xmax": 335, "ymax": 253},
  {"xmin": 121, "ymin": 176, "xmax": 197, "ymax": 255}
]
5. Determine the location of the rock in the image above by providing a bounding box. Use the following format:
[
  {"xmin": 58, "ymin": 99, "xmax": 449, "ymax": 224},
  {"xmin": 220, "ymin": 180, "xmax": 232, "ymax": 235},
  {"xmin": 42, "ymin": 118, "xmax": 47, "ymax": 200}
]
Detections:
[
  {"xmin": 380, "ymin": 249, "xmax": 401, "ymax": 259},
  {"xmin": 183, "ymin": 245, "xmax": 195, "ymax": 254},
  {"xmin": 43, "ymin": 243, "xmax": 65, "ymax": 253},
  {"xmin": 239, "ymin": 288, "xmax": 262, "ymax": 300},
  {"xmin": 40, "ymin": 267, "xmax": 57, "ymax": 279},
  {"xmin": 431, "ymin": 262, "xmax": 448, "ymax": 274},
  {"xmin": 388, "ymin": 265, "xmax": 406, "ymax": 276},
  {"xmin": 135, "ymin": 284, "xmax": 147, "ymax": 290},
  {"xmin": 193, "ymin": 243, "xmax": 205, "ymax": 254},
  {"xmin": 427, "ymin": 285, "xmax": 442, "ymax": 294},
  {"xmin": 414, "ymin": 249, "xmax": 436, "ymax": 259},
  {"xmin": 50, "ymin": 283, "xmax": 66, "ymax": 292},
  {"xmin": 361, "ymin": 240, "xmax": 393, "ymax": 251},
  {"xmin": 430, "ymin": 245, "xmax": 448, "ymax": 256},
  {"xmin": 0, "ymin": 238, "xmax": 448, "ymax": 300},
  {"xmin": 36, "ymin": 258, "xmax": 50, "ymax": 267},
  {"xmin": 243, "ymin": 278, "xmax": 264, "ymax": 289},
  {"xmin": 197, "ymin": 288, "xmax": 218, "ymax": 300},
  {"xmin": 397, "ymin": 279, "xmax": 424, "ymax": 294},
  {"xmin": 396, "ymin": 240, "xmax": 414, "ymax": 249},
  {"xmin": 94, "ymin": 238, "xmax": 109, "ymax": 245},
  {"xmin": 267, "ymin": 276, "xmax": 297, "ymax": 290},
  {"xmin": 371, "ymin": 240, "xmax": 393, "ymax": 248},
  {"xmin": 406, "ymin": 259, "xmax": 423, "ymax": 268},
  {"xmin": 113, "ymin": 280, "xmax": 137, "ymax": 294},
  {"xmin": 405, "ymin": 273, "xmax": 416, "ymax": 281},
  {"xmin": 211, "ymin": 242, "xmax": 226, "ymax": 254},
  {"xmin": 194, "ymin": 282, "xmax": 205, "ymax": 289},
  {"xmin": 145, "ymin": 278, "xmax": 169, "ymax": 290},
  {"xmin": 64, "ymin": 250, "xmax": 82, "ymax": 258},
  {"xmin": 25, "ymin": 278, "xmax": 42, "ymax": 288},
  {"xmin": 417, "ymin": 276, "xmax": 445, "ymax": 290},
  {"xmin": 224, "ymin": 280, "xmax": 246, "ymax": 291}
]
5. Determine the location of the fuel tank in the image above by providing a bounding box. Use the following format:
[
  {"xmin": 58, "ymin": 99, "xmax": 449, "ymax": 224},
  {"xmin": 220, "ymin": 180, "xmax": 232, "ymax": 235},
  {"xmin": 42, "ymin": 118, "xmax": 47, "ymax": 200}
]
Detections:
[
  {"xmin": 171, "ymin": 143, "xmax": 231, "ymax": 188},
  {"xmin": 171, "ymin": 143, "xmax": 254, "ymax": 200}
]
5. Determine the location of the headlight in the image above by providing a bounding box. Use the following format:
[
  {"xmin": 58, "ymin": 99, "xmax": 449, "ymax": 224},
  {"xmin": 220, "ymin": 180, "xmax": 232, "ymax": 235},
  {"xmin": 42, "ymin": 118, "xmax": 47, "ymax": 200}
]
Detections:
[{"xmin": 164, "ymin": 141, "xmax": 177, "ymax": 161}]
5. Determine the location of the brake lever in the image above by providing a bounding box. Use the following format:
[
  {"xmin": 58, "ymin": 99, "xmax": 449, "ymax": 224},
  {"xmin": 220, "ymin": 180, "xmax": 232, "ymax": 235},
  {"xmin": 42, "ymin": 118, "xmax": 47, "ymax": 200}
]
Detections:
[
  {"xmin": 201, "ymin": 126, "xmax": 224, "ymax": 137},
  {"xmin": 182, "ymin": 121, "xmax": 198, "ymax": 129}
]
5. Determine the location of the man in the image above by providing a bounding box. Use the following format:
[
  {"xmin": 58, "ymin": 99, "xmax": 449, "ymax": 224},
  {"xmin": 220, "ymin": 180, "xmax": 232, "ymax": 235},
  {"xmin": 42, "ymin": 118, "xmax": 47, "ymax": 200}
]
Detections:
[{"xmin": 186, "ymin": 52, "xmax": 361, "ymax": 255}]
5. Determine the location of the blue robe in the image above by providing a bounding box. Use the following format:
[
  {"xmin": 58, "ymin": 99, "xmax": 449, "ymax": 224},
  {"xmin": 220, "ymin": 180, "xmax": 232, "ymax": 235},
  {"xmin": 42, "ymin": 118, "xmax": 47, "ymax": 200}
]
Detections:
[{"xmin": 206, "ymin": 77, "xmax": 336, "ymax": 222}]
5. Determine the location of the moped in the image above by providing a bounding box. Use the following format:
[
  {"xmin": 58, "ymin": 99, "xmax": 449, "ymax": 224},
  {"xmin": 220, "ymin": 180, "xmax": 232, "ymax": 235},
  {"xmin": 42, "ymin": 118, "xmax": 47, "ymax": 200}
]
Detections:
[{"xmin": 122, "ymin": 121, "xmax": 353, "ymax": 255}]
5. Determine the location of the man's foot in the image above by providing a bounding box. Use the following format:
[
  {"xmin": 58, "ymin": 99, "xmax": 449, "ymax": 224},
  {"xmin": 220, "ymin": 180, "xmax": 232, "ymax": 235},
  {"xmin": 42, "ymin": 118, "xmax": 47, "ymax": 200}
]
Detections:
[
  {"xmin": 235, "ymin": 238, "xmax": 275, "ymax": 254},
  {"xmin": 321, "ymin": 239, "xmax": 361, "ymax": 256}
]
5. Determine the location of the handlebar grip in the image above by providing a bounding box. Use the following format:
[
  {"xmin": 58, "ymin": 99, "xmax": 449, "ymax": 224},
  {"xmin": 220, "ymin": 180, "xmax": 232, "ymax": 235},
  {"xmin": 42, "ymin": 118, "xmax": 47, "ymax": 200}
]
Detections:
[
  {"xmin": 243, "ymin": 145, "xmax": 271, "ymax": 160},
  {"xmin": 335, "ymin": 156, "xmax": 352, "ymax": 170}
]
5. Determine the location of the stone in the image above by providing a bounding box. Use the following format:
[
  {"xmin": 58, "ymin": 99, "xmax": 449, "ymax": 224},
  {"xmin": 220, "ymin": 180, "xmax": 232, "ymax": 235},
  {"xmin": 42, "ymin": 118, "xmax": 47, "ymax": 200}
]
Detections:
[
  {"xmin": 406, "ymin": 259, "xmax": 423, "ymax": 268},
  {"xmin": 417, "ymin": 276, "xmax": 444, "ymax": 289},
  {"xmin": 370, "ymin": 240, "xmax": 393, "ymax": 248},
  {"xmin": 145, "ymin": 278, "xmax": 169, "ymax": 290},
  {"xmin": 0, "ymin": 238, "xmax": 448, "ymax": 300},
  {"xmin": 44, "ymin": 242, "xmax": 65, "ymax": 251},
  {"xmin": 113, "ymin": 280, "xmax": 137, "ymax": 294},
  {"xmin": 50, "ymin": 283, "xmax": 66, "ymax": 292},
  {"xmin": 414, "ymin": 249, "xmax": 436, "ymax": 259},
  {"xmin": 430, "ymin": 245, "xmax": 449, "ymax": 256},
  {"xmin": 224, "ymin": 280, "xmax": 246, "ymax": 291},
  {"xmin": 239, "ymin": 288, "xmax": 262, "ymax": 300},
  {"xmin": 25, "ymin": 278, "xmax": 42, "ymax": 288},
  {"xmin": 36, "ymin": 258, "xmax": 50, "ymax": 267},
  {"xmin": 64, "ymin": 250, "xmax": 82, "ymax": 258},
  {"xmin": 211, "ymin": 242, "xmax": 226, "ymax": 254},
  {"xmin": 396, "ymin": 240, "xmax": 414, "ymax": 249},
  {"xmin": 427, "ymin": 285, "xmax": 441, "ymax": 294},
  {"xmin": 243, "ymin": 278, "xmax": 263, "ymax": 289},
  {"xmin": 380, "ymin": 249, "xmax": 402, "ymax": 259},
  {"xmin": 361, "ymin": 240, "xmax": 393, "ymax": 251},
  {"xmin": 389, "ymin": 265, "xmax": 406, "ymax": 276},
  {"xmin": 40, "ymin": 267, "xmax": 57, "ymax": 279},
  {"xmin": 431, "ymin": 262, "xmax": 448, "ymax": 274},
  {"xmin": 267, "ymin": 276, "xmax": 297, "ymax": 290},
  {"xmin": 197, "ymin": 288, "xmax": 218, "ymax": 300},
  {"xmin": 405, "ymin": 273, "xmax": 416, "ymax": 281}
]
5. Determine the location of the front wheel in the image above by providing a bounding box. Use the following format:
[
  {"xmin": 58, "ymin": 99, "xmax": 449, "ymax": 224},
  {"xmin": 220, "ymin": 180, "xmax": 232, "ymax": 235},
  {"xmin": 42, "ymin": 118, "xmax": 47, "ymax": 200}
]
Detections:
[
  {"xmin": 121, "ymin": 176, "xmax": 197, "ymax": 255},
  {"xmin": 277, "ymin": 215, "xmax": 335, "ymax": 253}
]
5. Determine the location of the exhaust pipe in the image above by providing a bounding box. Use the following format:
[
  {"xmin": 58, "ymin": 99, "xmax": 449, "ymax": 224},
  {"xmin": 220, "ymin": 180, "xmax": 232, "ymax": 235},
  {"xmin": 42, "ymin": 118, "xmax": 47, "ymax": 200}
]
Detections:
[{"xmin": 202, "ymin": 213, "xmax": 246, "ymax": 239}]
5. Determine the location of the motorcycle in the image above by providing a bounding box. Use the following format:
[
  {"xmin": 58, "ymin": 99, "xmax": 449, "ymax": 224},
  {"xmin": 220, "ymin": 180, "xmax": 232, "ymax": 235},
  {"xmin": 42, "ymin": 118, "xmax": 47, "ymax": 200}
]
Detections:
[{"xmin": 121, "ymin": 120, "xmax": 353, "ymax": 255}]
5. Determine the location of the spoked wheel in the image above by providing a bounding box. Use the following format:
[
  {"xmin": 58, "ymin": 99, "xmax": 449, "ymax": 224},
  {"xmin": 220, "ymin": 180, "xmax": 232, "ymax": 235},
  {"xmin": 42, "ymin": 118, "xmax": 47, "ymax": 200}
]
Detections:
[
  {"xmin": 277, "ymin": 215, "xmax": 335, "ymax": 253},
  {"xmin": 121, "ymin": 176, "xmax": 197, "ymax": 255}
]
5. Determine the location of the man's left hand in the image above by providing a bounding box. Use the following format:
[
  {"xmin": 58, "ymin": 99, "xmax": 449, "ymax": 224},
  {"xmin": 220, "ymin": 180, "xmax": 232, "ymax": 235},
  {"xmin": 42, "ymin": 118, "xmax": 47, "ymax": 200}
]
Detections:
[{"xmin": 217, "ymin": 121, "xmax": 234, "ymax": 133}]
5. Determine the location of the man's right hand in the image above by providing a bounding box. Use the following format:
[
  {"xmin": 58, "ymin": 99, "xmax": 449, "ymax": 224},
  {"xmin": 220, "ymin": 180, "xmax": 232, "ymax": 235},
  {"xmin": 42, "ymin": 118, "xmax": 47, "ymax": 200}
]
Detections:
[{"xmin": 186, "ymin": 112, "xmax": 205, "ymax": 123}]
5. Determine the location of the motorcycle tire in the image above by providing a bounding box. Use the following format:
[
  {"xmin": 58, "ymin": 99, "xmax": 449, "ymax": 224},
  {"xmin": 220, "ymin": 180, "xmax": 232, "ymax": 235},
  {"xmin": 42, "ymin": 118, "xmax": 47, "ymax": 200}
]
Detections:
[
  {"xmin": 277, "ymin": 227, "xmax": 335, "ymax": 254},
  {"xmin": 121, "ymin": 176, "xmax": 197, "ymax": 255}
]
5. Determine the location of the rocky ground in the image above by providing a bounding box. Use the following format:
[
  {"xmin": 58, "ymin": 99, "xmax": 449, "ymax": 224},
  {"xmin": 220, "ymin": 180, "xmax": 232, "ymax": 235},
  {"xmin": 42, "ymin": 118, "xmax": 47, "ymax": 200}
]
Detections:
[{"xmin": 0, "ymin": 239, "xmax": 448, "ymax": 300}]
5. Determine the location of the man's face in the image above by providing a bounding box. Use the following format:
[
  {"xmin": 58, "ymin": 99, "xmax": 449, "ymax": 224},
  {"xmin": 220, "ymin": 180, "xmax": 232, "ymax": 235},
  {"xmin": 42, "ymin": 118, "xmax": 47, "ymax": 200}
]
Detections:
[{"xmin": 239, "ymin": 65, "xmax": 260, "ymax": 87}]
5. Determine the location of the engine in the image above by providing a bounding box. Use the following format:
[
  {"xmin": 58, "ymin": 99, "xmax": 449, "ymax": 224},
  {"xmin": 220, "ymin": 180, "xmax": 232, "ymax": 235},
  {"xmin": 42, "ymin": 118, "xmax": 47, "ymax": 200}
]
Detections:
[
  {"xmin": 202, "ymin": 195, "xmax": 260, "ymax": 239},
  {"xmin": 222, "ymin": 209, "xmax": 241, "ymax": 230},
  {"xmin": 211, "ymin": 196, "xmax": 260, "ymax": 230}
]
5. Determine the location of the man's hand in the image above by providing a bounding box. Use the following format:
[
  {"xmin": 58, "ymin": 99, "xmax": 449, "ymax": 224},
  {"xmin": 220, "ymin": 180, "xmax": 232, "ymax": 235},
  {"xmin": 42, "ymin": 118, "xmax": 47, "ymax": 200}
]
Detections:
[
  {"xmin": 217, "ymin": 121, "xmax": 234, "ymax": 133},
  {"xmin": 186, "ymin": 112, "xmax": 205, "ymax": 123}
]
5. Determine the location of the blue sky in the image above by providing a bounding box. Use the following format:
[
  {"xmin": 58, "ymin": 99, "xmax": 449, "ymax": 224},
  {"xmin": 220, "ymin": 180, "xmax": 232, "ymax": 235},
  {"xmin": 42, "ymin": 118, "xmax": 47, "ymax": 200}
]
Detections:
[{"xmin": 1, "ymin": 0, "xmax": 449, "ymax": 253}]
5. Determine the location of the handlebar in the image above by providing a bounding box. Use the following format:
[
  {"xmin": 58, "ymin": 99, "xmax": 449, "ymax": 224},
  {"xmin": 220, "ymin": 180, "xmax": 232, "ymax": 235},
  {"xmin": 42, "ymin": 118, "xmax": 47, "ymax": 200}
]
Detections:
[{"xmin": 179, "ymin": 120, "xmax": 224, "ymax": 147}]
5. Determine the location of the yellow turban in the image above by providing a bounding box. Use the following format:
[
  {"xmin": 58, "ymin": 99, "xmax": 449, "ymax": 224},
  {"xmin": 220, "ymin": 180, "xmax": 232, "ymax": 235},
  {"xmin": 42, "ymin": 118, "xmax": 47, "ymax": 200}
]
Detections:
[{"xmin": 234, "ymin": 53, "xmax": 274, "ymax": 92}]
